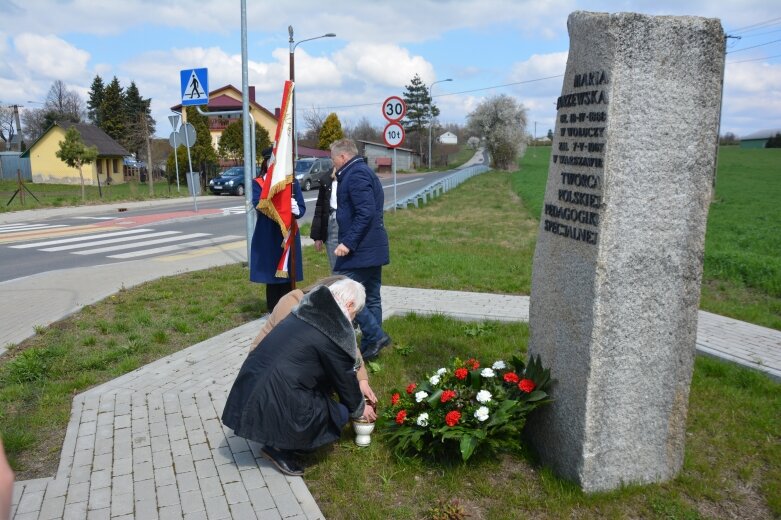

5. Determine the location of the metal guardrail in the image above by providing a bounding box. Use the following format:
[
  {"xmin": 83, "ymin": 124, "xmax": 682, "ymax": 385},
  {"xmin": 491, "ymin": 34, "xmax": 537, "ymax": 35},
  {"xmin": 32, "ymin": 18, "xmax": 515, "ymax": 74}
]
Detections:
[{"xmin": 386, "ymin": 163, "xmax": 492, "ymax": 210}]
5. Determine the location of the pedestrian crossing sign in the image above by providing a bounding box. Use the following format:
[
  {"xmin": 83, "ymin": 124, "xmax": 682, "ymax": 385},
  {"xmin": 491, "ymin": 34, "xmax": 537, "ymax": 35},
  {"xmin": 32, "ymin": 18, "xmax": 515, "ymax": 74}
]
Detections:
[{"xmin": 180, "ymin": 68, "xmax": 209, "ymax": 106}]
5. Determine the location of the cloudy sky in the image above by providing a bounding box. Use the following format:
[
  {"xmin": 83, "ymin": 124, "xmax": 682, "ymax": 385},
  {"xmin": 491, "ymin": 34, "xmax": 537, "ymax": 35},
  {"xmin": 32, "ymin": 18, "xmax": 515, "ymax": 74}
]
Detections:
[{"xmin": 1, "ymin": 0, "xmax": 779, "ymax": 140}]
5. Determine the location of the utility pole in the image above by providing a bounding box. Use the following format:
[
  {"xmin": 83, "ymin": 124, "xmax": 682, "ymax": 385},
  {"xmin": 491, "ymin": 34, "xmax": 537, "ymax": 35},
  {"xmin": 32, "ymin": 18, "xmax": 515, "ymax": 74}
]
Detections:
[{"xmin": 143, "ymin": 111, "xmax": 154, "ymax": 195}]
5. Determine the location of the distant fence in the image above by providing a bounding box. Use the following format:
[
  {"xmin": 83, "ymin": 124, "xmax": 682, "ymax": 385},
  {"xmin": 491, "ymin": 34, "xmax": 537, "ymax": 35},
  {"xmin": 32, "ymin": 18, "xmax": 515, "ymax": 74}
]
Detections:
[
  {"xmin": 386, "ymin": 163, "xmax": 492, "ymax": 210},
  {"xmin": 0, "ymin": 153, "xmax": 32, "ymax": 181}
]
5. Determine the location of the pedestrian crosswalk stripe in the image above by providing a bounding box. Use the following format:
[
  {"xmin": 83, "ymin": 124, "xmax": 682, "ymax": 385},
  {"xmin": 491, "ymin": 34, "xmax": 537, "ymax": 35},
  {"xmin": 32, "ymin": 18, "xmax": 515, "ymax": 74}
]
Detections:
[
  {"xmin": 73, "ymin": 233, "xmax": 211, "ymax": 255},
  {"xmin": 222, "ymin": 206, "xmax": 245, "ymax": 215},
  {"xmin": 108, "ymin": 235, "xmax": 243, "ymax": 259},
  {"xmin": 10, "ymin": 228, "xmax": 155, "ymax": 249},
  {"xmin": 40, "ymin": 231, "xmax": 181, "ymax": 252},
  {"xmin": 0, "ymin": 223, "xmax": 70, "ymax": 234}
]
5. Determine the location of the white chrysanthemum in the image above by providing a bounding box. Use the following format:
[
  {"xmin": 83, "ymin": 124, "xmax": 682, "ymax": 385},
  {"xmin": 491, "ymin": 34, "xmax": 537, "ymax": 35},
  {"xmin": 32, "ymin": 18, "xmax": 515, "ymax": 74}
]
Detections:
[
  {"xmin": 481, "ymin": 368, "xmax": 496, "ymax": 378},
  {"xmin": 436, "ymin": 367, "xmax": 447, "ymax": 376},
  {"xmin": 474, "ymin": 406, "xmax": 490, "ymax": 422},
  {"xmin": 476, "ymin": 389, "xmax": 492, "ymax": 403},
  {"xmin": 417, "ymin": 413, "xmax": 429, "ymax": 426},
  {"xmin": 429, "ymin": 374, "xmax": 441, "ymax": 386},
  {"xmin": 492, "ymin": 360, "xmax": 506, "ymax": 370},
  {"xmin": 415, "ymin": 391, "xmax": 429, "ymax": 403}
]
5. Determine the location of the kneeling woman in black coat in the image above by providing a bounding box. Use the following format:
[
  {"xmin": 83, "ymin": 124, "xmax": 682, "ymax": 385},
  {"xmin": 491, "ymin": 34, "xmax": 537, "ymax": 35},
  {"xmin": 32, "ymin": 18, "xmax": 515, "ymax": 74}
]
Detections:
[{"xmin": 221, "ymin": 279, "xmax": 374, "ymax": 476}]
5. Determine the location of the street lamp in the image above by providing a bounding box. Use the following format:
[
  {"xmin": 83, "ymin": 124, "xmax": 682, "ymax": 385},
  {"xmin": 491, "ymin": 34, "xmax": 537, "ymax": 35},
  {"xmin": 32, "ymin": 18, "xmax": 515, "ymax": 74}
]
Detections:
[
  {"xmin": 428, "ymin": 78, "xmax": 452, "ymax": 169},
  {"xmin": 288, "ymin": 26, "xmax": 335, "ymax": 162}
]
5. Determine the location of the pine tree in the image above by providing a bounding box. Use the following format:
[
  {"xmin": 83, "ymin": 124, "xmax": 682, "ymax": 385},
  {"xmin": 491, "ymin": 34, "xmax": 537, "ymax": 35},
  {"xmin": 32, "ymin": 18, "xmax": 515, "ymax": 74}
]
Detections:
[
  {"xmin": 86, "ymin": 75, "xmax": 105, "ymax": 126},
  {"xmin": 100, "ymin": 77, "xmax": 125, "ymax": 143},
  {"xmin": 123, "ymin": 81, "xmax": 155, "ymax": 156},
  {"xmin": 401, "ymin": 74, "xmax": 438, "ymax": 157},
  {"xmin": 318, "ymin": 113, "xmax": 344, "ymax": 150},
  {"xmin": 56, "ymin": 127, "xmax": 98, "ymax": 201}
]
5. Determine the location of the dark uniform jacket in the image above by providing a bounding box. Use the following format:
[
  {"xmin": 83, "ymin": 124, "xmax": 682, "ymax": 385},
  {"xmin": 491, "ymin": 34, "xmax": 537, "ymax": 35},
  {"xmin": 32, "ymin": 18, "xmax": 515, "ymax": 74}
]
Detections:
[
  {"xmin": 221, "ymin": 286, "xmax": 365, "ymax": 450},
  {"xmin": 334, "ymin": 156, "xmax": 390, "ymax": 270},
  {"xmin": 249, "ymin": 176, "xmax": 306, "ymax": 284}
]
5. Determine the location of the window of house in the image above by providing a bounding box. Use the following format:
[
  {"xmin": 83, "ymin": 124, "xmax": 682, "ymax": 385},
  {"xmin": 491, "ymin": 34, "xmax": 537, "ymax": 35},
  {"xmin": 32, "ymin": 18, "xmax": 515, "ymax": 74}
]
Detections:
[
  {"xmin": 113, "ymin": 158, "xmax": 119, "ymax": 173},
  {"xmin": 96, "ymin": 160, "xmax": 103, "ymax": 174}
]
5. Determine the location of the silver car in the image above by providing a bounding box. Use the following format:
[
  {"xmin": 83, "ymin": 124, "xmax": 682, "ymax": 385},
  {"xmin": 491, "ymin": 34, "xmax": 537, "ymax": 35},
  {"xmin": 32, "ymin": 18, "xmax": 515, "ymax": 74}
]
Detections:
[{"xmin": 294, "ymin": 158, "xmax": 333, "ymax": 191}]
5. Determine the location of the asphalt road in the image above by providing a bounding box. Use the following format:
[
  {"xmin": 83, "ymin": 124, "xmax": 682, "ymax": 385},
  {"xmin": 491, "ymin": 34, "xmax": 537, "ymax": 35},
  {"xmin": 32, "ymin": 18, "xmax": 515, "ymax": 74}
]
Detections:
[{"xmin": 0, "ymin": 170, "xmax": 455, "ymax": 283}]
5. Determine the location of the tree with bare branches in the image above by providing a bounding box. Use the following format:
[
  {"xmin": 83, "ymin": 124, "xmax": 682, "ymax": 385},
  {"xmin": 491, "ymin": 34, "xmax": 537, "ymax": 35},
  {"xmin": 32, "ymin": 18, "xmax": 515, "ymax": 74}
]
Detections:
[{"xmin": 302, "ymin": 108, "xmax": 326, "ymax": 141}]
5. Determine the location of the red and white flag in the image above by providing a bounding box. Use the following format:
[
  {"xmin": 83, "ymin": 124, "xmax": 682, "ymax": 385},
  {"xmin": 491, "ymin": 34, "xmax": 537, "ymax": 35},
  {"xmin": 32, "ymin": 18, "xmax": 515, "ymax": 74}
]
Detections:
[{"xmin": 258, "ymin": 80, "xmax": 297, "ymax": 278}]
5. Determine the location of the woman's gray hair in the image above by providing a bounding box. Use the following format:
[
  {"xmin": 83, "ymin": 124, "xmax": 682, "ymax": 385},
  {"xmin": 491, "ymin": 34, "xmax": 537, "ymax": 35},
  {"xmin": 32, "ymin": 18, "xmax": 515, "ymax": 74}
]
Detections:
[
  {"xmin": 329, "ymin": 138, "xmax": 358, "ymax": 158},
  {"xmin": 328, "ymin": 278, "xmax": 366, "ymax": 315}
]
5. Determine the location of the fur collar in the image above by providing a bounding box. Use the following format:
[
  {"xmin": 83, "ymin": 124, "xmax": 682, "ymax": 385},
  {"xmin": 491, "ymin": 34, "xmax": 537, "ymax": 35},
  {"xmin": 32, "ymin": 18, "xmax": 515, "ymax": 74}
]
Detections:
[{"xmin": 292, "ymin": 286, "xmax": 357, "ymax": 360}]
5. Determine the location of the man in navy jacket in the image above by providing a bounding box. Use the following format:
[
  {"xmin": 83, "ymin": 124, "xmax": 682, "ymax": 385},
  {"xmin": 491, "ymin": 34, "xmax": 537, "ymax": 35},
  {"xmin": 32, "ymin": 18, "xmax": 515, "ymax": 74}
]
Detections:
[{"xmin": 330, "ymin": 138, "xmax": 391, "ymax": 359}]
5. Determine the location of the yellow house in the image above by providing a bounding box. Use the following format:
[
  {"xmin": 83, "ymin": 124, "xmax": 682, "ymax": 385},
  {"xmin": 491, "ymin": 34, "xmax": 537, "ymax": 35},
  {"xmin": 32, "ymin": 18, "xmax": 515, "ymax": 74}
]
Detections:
[
  {"xmin": 22, "ymin": 122, "xmax": 130, "ymax": 185},
  {"xmin": 171, "ymin": 84, "xmax": 278, "ymax": 151}
]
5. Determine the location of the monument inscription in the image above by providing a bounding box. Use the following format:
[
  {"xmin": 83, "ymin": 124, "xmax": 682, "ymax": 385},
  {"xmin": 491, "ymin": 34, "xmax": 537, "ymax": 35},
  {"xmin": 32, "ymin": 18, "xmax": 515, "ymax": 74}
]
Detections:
[
  {"xmin": 527, "ymin": 11, "xmax": 725, "ymax": 492},
  {"xmin": 542, "ymin": 69, "xmax": 609, "ymax": 247}
]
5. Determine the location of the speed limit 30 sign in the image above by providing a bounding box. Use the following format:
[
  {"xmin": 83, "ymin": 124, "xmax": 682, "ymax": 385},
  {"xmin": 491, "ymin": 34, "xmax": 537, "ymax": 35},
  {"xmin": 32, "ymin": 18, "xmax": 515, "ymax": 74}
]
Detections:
[{"xmin": 382, "ymin": 96, "xmax": 406, "ymax": 122}]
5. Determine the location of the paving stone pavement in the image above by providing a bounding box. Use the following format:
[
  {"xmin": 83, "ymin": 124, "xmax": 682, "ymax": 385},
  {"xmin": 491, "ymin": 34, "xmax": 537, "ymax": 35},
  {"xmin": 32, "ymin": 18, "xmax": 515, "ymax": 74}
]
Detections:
[{"xmin": 10, "ymin": 286, "xmax": 781, "ymax": 519}]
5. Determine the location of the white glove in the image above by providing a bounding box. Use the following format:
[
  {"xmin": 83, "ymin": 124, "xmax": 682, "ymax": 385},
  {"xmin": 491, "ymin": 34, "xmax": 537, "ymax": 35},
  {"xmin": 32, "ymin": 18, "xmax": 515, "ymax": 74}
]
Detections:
[{"xmin": 291, "ymin": 197, "xmax": 300, "ymax": 218}]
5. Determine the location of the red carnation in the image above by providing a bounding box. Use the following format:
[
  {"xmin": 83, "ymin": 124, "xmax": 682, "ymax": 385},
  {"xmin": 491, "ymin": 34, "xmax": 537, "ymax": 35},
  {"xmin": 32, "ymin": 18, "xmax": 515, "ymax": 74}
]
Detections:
[
  {"xmin": 518, "ymin": 379, "xmax": 536, "ymax": 393},
  {"xmin": 395, "ymin": 410, "xmax": 407, "ymax": 424},
  {"xmin": 454, "ymin": 368, "xmax": 468, "ymax": 380},
  {"xmin": 440, "ymin": 390, "xmax": 457, "ymax": 403},
  {"xmin": 445, "ymin": 410, "xmax": 461, "ymax": 427},
  {"xmin": 504, "ymin": 372, "xmax": 520, "ymax": 384},
  {"xmin": 406, "ymin": 383, "xmax": 417, "ymax": 395},
  {"xmin": 391, "ymin": 392, "xmax": 400, "ymax": 406},
  {"xmin": 467, "ymin": 358, "xmax": 480, "ymax": 370}
]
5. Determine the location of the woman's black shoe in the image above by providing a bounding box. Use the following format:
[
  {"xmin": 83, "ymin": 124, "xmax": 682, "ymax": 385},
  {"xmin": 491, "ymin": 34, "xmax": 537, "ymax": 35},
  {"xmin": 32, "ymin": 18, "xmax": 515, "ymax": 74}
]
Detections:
[{"xmin": 261, "ymin": 446, "xmax": 304, "ymax": 476}]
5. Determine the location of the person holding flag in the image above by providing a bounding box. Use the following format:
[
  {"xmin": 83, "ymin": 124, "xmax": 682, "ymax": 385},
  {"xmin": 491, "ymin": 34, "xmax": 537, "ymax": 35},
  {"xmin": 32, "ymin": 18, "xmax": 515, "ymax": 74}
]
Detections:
[{"xmin": 250, "ymin": 81, "xmax": 306, "ymax": 311}]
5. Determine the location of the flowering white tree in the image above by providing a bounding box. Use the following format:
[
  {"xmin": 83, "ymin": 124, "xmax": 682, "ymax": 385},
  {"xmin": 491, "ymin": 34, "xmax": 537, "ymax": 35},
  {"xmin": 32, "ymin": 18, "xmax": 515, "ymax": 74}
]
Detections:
[{"xmin": 467, "ymin": 94, "xmax": 528, "ymax": 170}]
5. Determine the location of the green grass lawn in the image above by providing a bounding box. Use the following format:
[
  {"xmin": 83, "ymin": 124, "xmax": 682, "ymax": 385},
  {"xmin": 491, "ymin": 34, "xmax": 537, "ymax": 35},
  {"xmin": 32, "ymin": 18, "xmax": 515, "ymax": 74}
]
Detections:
[
  {"xmin": 510, "ymin": 145, "xmax": 781, "ymax": 330},
  {"xmin": 1, "ymin": 146, "xmax": 779, "ymax": 518},
  {"xmin": 0, "ymin": 178, "xmax": 188, "ymax": 212}
]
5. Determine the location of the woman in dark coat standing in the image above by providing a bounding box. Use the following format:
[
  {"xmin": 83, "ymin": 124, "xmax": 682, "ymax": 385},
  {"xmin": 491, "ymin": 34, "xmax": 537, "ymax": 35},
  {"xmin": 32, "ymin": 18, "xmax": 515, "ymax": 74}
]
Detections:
[
  {"xmin": 309, "ymin": 168, "xmax": 338, "ymax": 271},
  {"xmin": 250, "ymin": 149, "xmax": 306, "ymax": 311},
  {"xmin": 221, "ymin": 279, "xmax": 373, "ymax": 476}
]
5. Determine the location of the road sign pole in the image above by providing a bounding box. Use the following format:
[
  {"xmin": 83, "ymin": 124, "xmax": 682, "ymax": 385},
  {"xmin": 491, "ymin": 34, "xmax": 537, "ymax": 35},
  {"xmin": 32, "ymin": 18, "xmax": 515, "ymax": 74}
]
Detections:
[
  {"xmin": 393, "ymin": 148, "xmax": 397, "ymax": 212},
  {"xmin": 168, "ymin": 114, "xmax": 181, "ymax": 192},
  {"xmin": 173, "ymin": 132, "xmax": 181, "ymax": 193},
  {"xmin": 183, "ymin": 121, "xmax": 197, "ymax": 212}
]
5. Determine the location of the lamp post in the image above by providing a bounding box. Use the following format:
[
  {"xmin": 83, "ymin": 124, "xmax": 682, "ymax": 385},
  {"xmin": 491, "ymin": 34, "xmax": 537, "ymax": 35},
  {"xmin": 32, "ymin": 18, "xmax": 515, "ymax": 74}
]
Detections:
[
  {"xmin": 428, "ymin": 78, "xmax": 452, "ymax": 170},
  {"xmin": 288, "ymin": 26, "xmax": 335, "ymax": 162}
]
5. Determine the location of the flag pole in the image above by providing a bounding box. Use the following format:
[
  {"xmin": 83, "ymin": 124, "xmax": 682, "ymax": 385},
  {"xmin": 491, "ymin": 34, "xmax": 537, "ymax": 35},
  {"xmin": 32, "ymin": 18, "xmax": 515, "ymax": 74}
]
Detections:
[{"xmin": 288, "ymin": 80, "xmax": 297, "ymax": 290}]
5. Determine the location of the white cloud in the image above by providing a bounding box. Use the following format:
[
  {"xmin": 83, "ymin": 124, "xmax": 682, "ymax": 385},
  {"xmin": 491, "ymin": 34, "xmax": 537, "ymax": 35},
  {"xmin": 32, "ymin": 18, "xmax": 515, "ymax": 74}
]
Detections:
[
  {"xmin": 334, "ymin": 43, "xmax": 434, "ymax": 88},
  {"xmin": 14, "ymin": 33, "xmax": 90, "ymax": 82}
]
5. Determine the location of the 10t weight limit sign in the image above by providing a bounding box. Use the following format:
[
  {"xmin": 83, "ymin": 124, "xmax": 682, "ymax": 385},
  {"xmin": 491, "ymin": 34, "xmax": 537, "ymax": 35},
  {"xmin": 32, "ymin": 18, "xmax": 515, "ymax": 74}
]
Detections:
[{"xmin": 383, "ymin": 122, "xmax": 405, "ymax": 148}]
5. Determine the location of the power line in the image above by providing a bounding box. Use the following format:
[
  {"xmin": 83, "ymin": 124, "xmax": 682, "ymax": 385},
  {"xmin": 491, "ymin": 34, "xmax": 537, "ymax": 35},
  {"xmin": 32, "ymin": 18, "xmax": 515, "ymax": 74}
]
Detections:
[
  {"xmin": 727, "ymin": 38, "xmax": 781, "ymax": 54},
  {"xmin": 306, "ymin": 74, "xmax": 564, "ymax": 112},
  {"xmin": 727, "ymin": 53, "xmax": 781, "ymax": 64},
  {"xmin": 729, "ymin": 16, "xmax": 781, "ymax": 34},
  {"xmin": 737, "ymin": 28, "xmax": 781, "ymax": 39}
]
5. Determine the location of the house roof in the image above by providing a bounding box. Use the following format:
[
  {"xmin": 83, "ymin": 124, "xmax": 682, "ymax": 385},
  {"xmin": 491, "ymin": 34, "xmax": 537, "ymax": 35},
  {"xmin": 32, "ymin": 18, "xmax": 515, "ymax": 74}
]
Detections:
[
  {"xmin": 356, "ymin": 139, "xmax": 417, "ymax": 154},
  {"xmin": 170, "ymin": 84, "xmax": 277, "ymax": 120},
  {"xmin": 21, "ymin": 122, "xmax": 130, "ymax": 158},
  {"xmin": 741, "ymin": 128, "xmax": 781, "ymax": 140},
  {"xmin": 297, "ymin": 145, "xmax": 329, "ymax": 158}
]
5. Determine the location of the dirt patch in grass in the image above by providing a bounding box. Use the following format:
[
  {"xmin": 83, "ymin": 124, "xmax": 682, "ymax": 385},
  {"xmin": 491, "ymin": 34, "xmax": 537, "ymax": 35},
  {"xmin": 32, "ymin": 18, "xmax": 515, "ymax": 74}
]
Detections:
[{"xmin": 693, "ymin": 472, "xmax": 774, "ymax": 520}]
